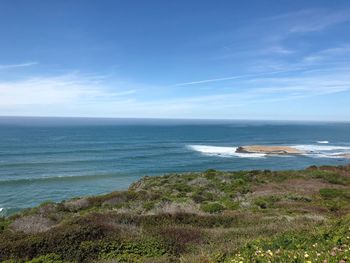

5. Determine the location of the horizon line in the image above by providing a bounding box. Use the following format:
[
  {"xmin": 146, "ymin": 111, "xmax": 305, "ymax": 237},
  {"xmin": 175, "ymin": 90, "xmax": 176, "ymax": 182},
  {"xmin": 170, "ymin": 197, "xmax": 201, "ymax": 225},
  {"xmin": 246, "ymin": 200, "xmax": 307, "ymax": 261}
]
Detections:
[{"xmin": 0, "ymin": 115, "xmax": 349, "ymax": 124}]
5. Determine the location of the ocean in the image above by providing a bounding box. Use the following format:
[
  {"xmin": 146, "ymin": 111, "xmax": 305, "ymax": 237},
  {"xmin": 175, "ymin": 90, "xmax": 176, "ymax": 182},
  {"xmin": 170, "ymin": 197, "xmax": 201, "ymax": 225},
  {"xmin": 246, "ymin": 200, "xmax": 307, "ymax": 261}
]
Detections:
[{"xmin": 0, "ymin": 117, "xmax": 350, "ymax": 216}]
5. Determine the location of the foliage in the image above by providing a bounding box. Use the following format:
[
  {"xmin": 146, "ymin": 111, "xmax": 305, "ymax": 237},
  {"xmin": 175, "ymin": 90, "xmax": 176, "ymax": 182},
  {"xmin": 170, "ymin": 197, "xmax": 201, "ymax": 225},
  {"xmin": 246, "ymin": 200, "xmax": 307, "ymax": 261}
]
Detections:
[
  {"xmin": 201, "ymin": 202, "xmax": 225, "ymax": 213},
  {"xmin": 1, "ymin": 165, "xmax": 350, "ymax": 262},
  {"xmin": 226, "ymin": 215, "xmax": 350, "ymax": 263}
]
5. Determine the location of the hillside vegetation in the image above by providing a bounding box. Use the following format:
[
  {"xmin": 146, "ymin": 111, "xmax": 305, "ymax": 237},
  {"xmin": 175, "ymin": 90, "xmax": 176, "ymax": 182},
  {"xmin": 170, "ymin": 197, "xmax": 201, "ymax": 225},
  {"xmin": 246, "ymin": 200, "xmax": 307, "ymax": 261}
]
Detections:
[{"xmin": 1, "ymin": 165, "xmax": 350, "ymax": 262}]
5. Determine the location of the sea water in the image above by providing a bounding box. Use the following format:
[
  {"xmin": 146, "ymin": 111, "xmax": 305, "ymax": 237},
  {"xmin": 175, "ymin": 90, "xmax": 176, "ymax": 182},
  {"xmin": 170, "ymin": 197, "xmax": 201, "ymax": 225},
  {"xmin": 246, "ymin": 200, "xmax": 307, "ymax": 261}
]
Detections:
[{"xmin": 0, "ymin": 117, "xmax": 350, "ymax": 215}]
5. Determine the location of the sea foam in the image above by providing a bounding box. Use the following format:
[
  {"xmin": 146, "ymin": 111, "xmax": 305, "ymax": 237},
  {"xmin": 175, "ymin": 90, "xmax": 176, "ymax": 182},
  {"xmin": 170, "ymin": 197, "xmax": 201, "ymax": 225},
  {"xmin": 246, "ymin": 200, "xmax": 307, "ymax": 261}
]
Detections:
[
  {"xmin": 293, "ymin": 144, "xmax": 350, "ymax": 152},
  {"xmin": 187, "ymin": 144, "xmax": 350, "ymax": 159},
  {"xmin": 292, "ymin": 144, "xmax": 350, "ymax": 158},
  {"xmin": 187, "ymin": 145, "xmax": 266, "ymax": 158},
  {"xmin": 317, "ymin": 141, "xmax": 329, "ymax": 144}
]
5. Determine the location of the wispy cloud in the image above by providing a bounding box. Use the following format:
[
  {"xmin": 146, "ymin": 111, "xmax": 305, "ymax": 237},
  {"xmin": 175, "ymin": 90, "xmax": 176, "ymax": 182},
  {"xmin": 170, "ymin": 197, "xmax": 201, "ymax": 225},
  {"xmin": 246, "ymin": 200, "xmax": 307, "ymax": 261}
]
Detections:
[
  {"xmin": 1, "ymin": 68, "xmax": 349, "ymax": 120},
  {"xmin": 167, "ymin": 67, "xmax": 350, "ymax": 113},
  {"xmin": 260, "ymin": 46, "xmax": 295, "ymax": 55},
  {"xmin": 265, "ymin": 8, "xmax": 350, "ymax": 33},
  {"xmin": 173, "ymin": 69, "xmax": 303, "ymax": 86},
  {"xmin": 303, "ymin": 44, "xmax": 350, "ymax": 63},
  {"xmin": 0, "ymin": 62, "xmax": 38, "ymax": 70},
  {"xmin": 0, "ymin": 73, "xmax": 135, "ymax": 106}
]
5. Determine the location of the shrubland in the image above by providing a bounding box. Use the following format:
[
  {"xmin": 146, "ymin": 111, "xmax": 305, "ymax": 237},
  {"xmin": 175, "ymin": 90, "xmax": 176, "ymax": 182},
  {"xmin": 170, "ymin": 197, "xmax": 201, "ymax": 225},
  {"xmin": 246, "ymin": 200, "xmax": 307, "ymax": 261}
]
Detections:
[{"xmin": 1, "ymin": 165, "xmax": 350, "ymax": 262}]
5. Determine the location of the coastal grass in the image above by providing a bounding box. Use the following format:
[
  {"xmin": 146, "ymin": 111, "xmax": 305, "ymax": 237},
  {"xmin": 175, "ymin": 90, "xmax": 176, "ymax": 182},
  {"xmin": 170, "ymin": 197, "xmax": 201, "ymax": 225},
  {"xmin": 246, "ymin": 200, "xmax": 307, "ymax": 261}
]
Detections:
[{"xmin": 1, "ymin": 165, "xmax": 350, "ymax": 262}]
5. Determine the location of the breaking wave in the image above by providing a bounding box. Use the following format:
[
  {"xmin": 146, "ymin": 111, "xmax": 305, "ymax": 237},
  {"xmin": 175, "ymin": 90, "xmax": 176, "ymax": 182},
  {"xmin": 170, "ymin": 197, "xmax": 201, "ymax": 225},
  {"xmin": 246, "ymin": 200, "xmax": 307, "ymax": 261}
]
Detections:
[
  {"xmin": 293, "ymin": 144, "xmax": 350, "ymax": 152},
  {"xmin": 187, "ymin": 144, "xmax": 350, "ymax": 159},
  {"xmin": 187, "ymin": 145, "xmax": 266, "ymax": 158}
]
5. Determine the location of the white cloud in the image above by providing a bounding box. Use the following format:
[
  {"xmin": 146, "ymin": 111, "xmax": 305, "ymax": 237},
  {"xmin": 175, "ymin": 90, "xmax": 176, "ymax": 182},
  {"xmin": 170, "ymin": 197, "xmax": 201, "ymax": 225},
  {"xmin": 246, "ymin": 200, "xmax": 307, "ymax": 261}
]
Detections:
[
  {"xmin": 0, "ymin": 62, "xmax": 38, "ymax": 70},
  {"xmin": 173, "ymin": 69, "xmax": 295, "ymax": 86},
  {"xmin": 303, "ymin": 44, "xmax": 350, "ymax": 63},
  {"xmin": 265, "ymin": 8, "xmax": 350, "ymax": 33},
  {"xmin": 0, "ymin": 73, "xmax": 135, "ymax": 106},
  {"xmin": 0, "ymin": 67, "xmax": 349, "ymax": 120}
]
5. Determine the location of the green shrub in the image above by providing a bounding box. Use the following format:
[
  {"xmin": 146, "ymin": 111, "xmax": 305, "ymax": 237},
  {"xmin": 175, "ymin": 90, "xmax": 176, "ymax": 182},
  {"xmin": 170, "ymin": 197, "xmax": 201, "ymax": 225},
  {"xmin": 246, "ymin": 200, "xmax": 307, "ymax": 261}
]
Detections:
[
  {"xmin": 319, "ymin": 188, "xmax": 350, "ymax": 199},
  {"xmin": 154, "ymin": 226, "xmax": 203, "ymax": 255},
  {"xmin": 191, "ymin": 189, "xmax": 214, "ymax": 203},
  {"xmin": 205, "ymin": 169, "xmax": 217, "ymax": 175},
  {"xmin": 287, "ymin": 195, "xmax": 312, "ymax": 202},
  {"xmin": 308, "ymin": 170, "xmax": 350, "ymax": 185},
  {"xmin": 98, "ymin": 238, "xmax": 166, "ymax": 260},
  {"xmin": 254, "ymin": 196, "xmax": 281, "ymax": 209},
  {"xmin": 27, "ymin": 253, "xmax": 66, "ymax": 263},
  {"xmin": 204, "ymin": 169, "xmax": 217, "ymax": 179},
  {"xmin": 143, "ymin": 201, "xmax": 156, "ymax": 211},
  {"xmin": 0, "ymin": 215, "xmax": 118, "ymax": 261},
  {"xmin": 220, "ymin": 198, "xmax": 239, "ymax": 210},
  {"xmin": 174, "ymin": 183, "xmax": 191, "ymax": 193},
  {"xmin": 0, "ymin": 217, "xmax": 11, "ymax": 231},
  {"xmin": 227, "ymin": 214, "xmax": 350, "ymax": 263},
  {"xmin": 201, "ymin": 202, "xmax": 225, "ymax": 213}
]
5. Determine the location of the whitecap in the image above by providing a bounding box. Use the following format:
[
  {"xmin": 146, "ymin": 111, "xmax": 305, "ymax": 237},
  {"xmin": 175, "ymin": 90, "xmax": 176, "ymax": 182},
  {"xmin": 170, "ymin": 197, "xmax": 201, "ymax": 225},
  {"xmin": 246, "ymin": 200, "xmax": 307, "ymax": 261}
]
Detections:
[
  {"xmin": 187, "ymin": 145, "xmax": 266, "ymax": 158},
  {"xmin": 292, "ymin": 144, "xmax": 350, "ymax": 152},
  {"xmin": 306, "ymin": 153, "xmax": 342, "ymax": 159},
  {"xmin": 317, "ymin": 141, "xmax": 329, "ymax": 144},
  {"xmin": 187, "ymin": 144, "xmax": 350, "ymax": 159},
  {"xmin": 292, "ymin": 144, "xmax": 350, "ymax": 159},
  {"xmin": 0, "ymin": 208, "xmax": 3, "ymax": 212}
]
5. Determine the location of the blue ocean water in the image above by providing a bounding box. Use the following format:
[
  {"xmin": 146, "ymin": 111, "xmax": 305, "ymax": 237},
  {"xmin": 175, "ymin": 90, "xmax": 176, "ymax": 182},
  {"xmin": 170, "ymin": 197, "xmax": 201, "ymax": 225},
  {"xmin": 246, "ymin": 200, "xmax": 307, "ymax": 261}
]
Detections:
[{"xmin": 0, "ymin": 117, "xmax": 350, "ymax": 216}]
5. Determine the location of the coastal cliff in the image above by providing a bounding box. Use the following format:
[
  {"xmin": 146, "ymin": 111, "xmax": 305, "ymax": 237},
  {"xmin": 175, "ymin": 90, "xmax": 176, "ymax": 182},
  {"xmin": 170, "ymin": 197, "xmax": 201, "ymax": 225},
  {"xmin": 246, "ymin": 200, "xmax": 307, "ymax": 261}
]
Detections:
[{"xmin": 1, "ymin": 165, "xmax": 350, "ymax": 262}]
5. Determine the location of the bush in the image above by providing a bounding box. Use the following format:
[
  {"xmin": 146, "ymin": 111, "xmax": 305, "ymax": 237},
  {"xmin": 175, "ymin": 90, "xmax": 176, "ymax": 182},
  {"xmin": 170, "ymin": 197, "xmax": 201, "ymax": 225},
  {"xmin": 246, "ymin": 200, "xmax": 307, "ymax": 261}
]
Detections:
[
  {"xmin": 191, "ymin": 189, "xmax": 214, "ymax": 203},
  {"xmin": 27, "ymin": 253, "xmax": 65, "ymax": 263},
  {"xmin": 319, "ymin": 188, "xmax": 350, "ymax": 199},
  {"xmin": 143, "ymin": 201, "xmax": 156, "ymax": 211},
  {"xmin": 155, "ymin": 226, "xmax": 203, "ymax": 255},
  {"xmin": 0, "ymin": 217, "xmax": 10, "ymax": 232},
  {"xmin": 201, "ymin": 202, "xmax": 225, "ymax": 213},
  {"xmin": 309, "ymin": 170, "xmax": 350, "ymax": 185},
  {"xmin": 11, "ymin": 215, "xmax": 56, "ymax": 234},
  {"xmin": 174, "ymin": 183, "xmax": 191, "ymax": 193},
  {"xmin": 254, "ymin": 195, "xmax": 281, "ymax": 209},
  {"xmin": 97, "ymin": 238, "xmax": 166, "ymax": 260},
  {"xmin": 0, "ymin": 214, "xmax": 119, "ymax": 261}
]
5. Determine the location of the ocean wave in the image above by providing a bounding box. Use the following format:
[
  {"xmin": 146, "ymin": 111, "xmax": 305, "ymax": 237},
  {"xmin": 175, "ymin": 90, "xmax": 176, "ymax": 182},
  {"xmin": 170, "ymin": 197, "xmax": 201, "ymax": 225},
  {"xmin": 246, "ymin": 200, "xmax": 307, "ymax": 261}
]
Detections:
[
  {"xmin": 187, "ymin": 145, "xmax": 266, "ymax": 158},
  {"xmin": 0, "ymin": 144, "xmax": 175, "ymax": 157},
  {"xmin": 293, "ymin": 144, "xmax": 350, "ymax": 152},
  {"xmin": 187, "ymin": 144, "xmax": 350, "ymax": 159},
  {"xmin": 0, "ymin": 207, "xmax": 22, "ymax": 216},
  {"xmin": 317, "ymin": 141, "xmax": 329, "ymax": 144},
  {"xmin": 0, "ymin": 173, "xmax": 123, "ymax": 185},
  {"xmin": 292, "ymin": 144, "xmax": 350, "ymax": 159}
]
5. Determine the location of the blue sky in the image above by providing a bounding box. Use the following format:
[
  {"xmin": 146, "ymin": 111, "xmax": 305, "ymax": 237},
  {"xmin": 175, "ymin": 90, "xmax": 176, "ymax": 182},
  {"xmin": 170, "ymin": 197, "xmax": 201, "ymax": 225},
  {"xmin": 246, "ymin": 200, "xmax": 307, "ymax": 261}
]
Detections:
[{"xmin": 0, "ymin": 0, "xmax": 350, "ymax": 120}]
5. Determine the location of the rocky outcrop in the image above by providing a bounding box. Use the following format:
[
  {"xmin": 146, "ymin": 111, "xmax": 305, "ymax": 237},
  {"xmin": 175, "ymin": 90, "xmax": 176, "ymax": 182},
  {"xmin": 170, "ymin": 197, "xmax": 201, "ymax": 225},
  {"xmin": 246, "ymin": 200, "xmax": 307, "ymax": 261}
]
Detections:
[{"xmin": 236, "ymin": 145, "xmax": 303, "ymax": 155}]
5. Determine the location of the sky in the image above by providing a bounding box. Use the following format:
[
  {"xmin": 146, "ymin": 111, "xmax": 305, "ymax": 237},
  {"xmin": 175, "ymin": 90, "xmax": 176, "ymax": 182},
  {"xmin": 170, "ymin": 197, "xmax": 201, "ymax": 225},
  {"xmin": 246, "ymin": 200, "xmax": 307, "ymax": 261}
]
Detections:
[{"xmin": 0, "ymin": 0, "xmax": 350, "ymax": 121}]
